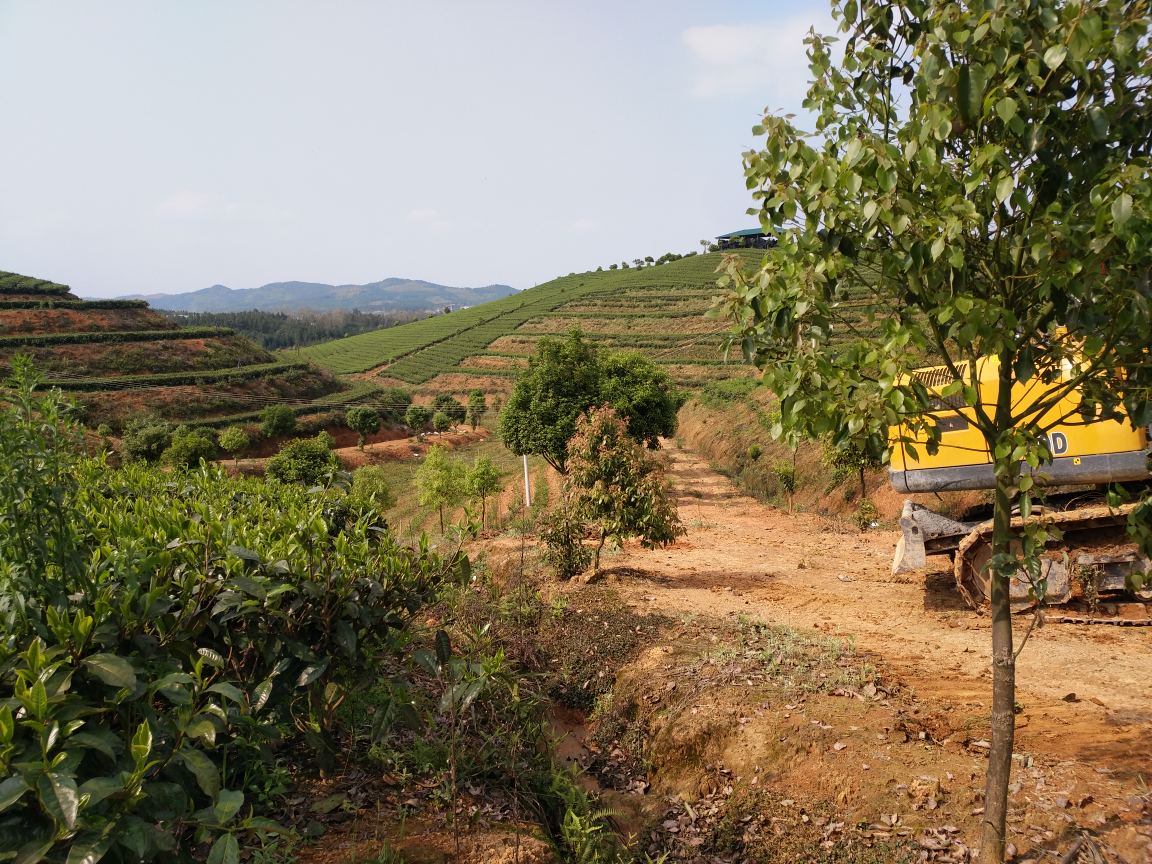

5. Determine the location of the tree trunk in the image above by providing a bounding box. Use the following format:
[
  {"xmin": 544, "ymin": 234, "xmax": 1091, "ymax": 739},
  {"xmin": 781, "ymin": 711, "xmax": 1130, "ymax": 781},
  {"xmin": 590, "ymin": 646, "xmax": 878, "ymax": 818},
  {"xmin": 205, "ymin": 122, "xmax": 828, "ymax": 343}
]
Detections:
[
  {"xmin": 859, "ymin": 465, "xmax": 866, "ymax": 501},
  {"xmin": 439, "ymin": 504, "xmax": 444, "ymax": 534},
  {"xmin": 593, "ymin": 528, "xmax": 606, "ymax": 572},
  {"xmin": 981, "ymin": 354, "xmax": 1018, "ymax": 864}
]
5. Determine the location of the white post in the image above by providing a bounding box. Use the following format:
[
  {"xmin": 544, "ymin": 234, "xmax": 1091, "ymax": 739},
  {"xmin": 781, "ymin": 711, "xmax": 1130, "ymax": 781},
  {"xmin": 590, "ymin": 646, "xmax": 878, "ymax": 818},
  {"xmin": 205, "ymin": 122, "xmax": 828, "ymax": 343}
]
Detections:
[{"xmin": 523, "ymin": 454, "xmax": 532, "ymax": 508}]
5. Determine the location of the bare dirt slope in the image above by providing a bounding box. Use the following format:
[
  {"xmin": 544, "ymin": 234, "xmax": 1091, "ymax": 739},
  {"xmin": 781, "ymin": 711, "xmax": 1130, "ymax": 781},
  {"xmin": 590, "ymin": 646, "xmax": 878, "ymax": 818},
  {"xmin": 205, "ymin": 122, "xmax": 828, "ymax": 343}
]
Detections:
[
  {"xmin": 573, "ymin": 441, "xmax": 1152, "ymax": 861},
  {"xmin": 615, "ymin": 442, "xmax": 1152, "ymax": 725}
]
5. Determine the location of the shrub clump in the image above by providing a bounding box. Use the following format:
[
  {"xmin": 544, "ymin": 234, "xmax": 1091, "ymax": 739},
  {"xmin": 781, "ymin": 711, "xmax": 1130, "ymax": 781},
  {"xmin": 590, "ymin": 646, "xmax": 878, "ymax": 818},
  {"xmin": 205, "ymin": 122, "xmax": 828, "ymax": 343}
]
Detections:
[
  {"xmin": 259, "ymin": 403, "xmax": 298, "ymax": 438},
  {"xmin": 0, "ymin": 358, "xmax": 450, "ymax": 863},
  {"xmin": 161, "ymin": 425, "xmax": 218, "ymax": 468},
  {"xmin": 266, "ymin": 433, "xmax": 337, "ymax": 484}
]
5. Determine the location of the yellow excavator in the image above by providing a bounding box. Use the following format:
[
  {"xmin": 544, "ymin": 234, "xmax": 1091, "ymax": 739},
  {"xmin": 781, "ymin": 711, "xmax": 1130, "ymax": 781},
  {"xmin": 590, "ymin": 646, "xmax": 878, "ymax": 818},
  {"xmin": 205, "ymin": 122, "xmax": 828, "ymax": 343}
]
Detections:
[{"xmin": 889, "ymin": 356, "xmax": 1152, "ymax": 623}]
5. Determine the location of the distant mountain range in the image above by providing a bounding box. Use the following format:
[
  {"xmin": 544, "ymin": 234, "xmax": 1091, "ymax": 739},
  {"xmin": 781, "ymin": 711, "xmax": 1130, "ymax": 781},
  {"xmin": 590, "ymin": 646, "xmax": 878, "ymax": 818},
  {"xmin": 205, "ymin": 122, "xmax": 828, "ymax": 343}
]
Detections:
[{"xmin": 114, "ymin": 278, "xmax": 519, "ymax": 313}]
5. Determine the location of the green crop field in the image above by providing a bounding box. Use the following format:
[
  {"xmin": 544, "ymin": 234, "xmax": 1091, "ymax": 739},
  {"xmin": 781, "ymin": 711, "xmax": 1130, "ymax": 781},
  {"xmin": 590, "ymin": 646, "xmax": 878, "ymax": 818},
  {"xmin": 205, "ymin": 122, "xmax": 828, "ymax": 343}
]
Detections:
[{"xmin": 301, "ymin": 251, "xmax": 764, "ymax": 387}]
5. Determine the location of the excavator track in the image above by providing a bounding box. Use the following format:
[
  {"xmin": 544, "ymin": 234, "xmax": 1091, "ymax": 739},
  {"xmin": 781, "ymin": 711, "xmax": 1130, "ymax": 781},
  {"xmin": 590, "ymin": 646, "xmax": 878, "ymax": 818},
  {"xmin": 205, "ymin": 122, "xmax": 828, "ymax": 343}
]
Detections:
[{"xmin": 954, "ymin": 502, "xmax": 1152, "ymax": 624}]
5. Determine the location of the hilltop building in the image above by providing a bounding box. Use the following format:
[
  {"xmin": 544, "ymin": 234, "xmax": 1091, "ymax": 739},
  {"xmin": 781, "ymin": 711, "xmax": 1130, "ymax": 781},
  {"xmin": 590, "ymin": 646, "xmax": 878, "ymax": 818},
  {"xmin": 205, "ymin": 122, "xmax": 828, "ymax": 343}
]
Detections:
[{"xmin": 716, "ymin": 228, "xmax": 777, "ymax": 250}]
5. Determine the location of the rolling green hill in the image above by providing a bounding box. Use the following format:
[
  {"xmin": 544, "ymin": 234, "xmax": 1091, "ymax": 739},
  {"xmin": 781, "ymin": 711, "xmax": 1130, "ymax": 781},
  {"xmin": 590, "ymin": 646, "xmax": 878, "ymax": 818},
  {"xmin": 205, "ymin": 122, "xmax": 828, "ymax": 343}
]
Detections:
[{"xmin": 300, "ymin": 251, "xmax": 762, "ymax": 391}]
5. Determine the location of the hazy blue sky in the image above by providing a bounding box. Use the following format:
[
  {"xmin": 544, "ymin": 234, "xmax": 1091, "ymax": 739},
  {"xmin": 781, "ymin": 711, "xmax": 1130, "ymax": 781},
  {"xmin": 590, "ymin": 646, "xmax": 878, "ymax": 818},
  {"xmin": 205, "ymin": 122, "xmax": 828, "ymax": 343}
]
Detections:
[{"xmin": 0, "ymin": 1, "xmax": 834, "ymax": 298}]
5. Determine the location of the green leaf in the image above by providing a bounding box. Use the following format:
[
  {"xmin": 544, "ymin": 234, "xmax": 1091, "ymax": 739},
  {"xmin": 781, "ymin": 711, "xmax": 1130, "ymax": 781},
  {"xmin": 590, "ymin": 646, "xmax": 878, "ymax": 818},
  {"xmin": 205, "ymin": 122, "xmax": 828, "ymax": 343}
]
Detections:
[
  {"xmin": 1043, "ymin": 44, "xmax": 1067, "ymax": 69},
  {"xmin": 434, "ymin": 629, "xmax": 452, "ymax": 668},
  {"xmin": 12, "ymin": 837, "xmax": 55, "ymax": 864},
  {"xmin": 213, "ymin": 789, "xmax": 245, "ymax": 826},
  {"xmin": 335, "ymin": 620, "xmax": 357, "ymax": 660},
  {"xmin": 251, "ymin": 680, "xmax": 273, "ymax": 712},
  {"xmin": 226, "ymin": 576, "xmax": 266, "ymax": 602},
  {"xmin": 1112, "ymin": 193, "xmax": 1133, "ymax": 228},
  {"xmin": 995, "ymin": 97, "xmax": 1017, "ymax": 123},
  {"xmin": 1087, "ymin": 105, "xmax": 1109, "ymax": 140},
  {"xmin": 957, "ymin": 64, "xmax": 986, "ymax": 123},
  {"xmin": 65, "ymin": 830, "xmax": 114, "ymax": 864},
  {"xmin": 37, "ymin": 772, "xmax": 79, "ymax": 830},
  {"xmin": 180, "ymin": 748, "xmax": 221, "ymax": 798},
  {"xmin": 29, "ymin": 680, "xmax": 48, "ymax": 720},
  {"xmin": 227, "ymin": 545, "xmax": 261, "ymax": 563},
  {"xmin": 186, "ymin": 719, "xmax": 217, "ymax": 747},
  {"xmin": 996, "ymin": 175, "xmax": 1014, "ymax": 202},
  {"xmin": 207, "ymin": 833, "xmax": 239, "ymax": 864},
  {"xmin": 0, "ymin": 775, "xmax": 29, "ymax": 813},
  {"xmin": 412, "ymin": 649, "xmax": 439, "ymax": 677},
  {"xmin": 198, "ymin": 647, "xmax": 225, "ymax": 668},
  {"xmin": 296, "ymin": 657, "xmax": 331, "ymax": 688},
  {"xmin": 77, "ymin": 777, "xmax": 123, "ymax": 806},
  {"xmin": 206, "ymin": 683, "xmax": 246, "ymax": 704},
  {"xmin": 69, "ymin": 731, "xmax": 121, "ymax": 759},
  {"xmin": 131, "ymin": 721, "xmax": 152, "ymax": 765},
  {"xmin": 83, "ymin": 654, "xmax": 137, "ymax": 692},
  {"xmin": 0, "ymin": 706, "xmax": 13, "ymax": 744}
]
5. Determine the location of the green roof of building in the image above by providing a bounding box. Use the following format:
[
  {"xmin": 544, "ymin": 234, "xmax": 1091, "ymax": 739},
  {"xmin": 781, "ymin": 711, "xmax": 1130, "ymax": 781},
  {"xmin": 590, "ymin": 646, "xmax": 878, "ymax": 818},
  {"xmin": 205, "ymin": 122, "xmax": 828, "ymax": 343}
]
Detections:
[{"xmin": 716, "ymin": 228, "xmax": 770, "ymax": 238}]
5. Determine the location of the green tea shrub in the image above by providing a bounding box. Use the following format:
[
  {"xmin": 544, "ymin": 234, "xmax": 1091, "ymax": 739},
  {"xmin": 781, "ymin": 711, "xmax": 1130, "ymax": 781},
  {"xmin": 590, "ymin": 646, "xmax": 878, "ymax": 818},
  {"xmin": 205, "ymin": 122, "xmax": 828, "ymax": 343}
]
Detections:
[
  {"xmin": 0, "ymin": 358, "xmax": 451, "ymax": 863},
  {"xmin": 259, "ymin": 404, "xmax": 298, "ymax": 438},
  {"xmin": 266, "ymin": 434, "xmax": 336, "ymax": 485},
  {"xmin": 119, "ymin": 414, "xmax": 172, "ymax": 463},
  {"xmin": 161, "ymin": 427, "xmax": 218, "ymax": 468}
]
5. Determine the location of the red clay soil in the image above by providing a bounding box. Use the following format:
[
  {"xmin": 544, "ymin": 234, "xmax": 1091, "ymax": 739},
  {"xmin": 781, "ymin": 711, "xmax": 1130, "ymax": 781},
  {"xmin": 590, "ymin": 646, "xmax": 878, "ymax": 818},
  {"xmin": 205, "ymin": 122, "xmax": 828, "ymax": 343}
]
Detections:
[
  {"xmin": 0, "ymin": 336, "xmax": 273, "ymax": 377},
  {"xmin": 0, "ymin": 306, "xmax": 178, "ymax": 335},
  {"xmin": 573, "ymin": 442, "xmax": 1152, "ymax": 862}
]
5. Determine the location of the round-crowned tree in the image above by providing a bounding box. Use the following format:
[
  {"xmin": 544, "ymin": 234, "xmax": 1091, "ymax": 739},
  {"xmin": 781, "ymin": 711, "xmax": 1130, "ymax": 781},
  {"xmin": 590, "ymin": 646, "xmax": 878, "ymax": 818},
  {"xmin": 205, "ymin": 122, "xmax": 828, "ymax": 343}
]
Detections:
[
  {"xmin": 405, "ymin": 403, "xmax": 432, "ymax": 433},
  {"xmin": 432, "ymin": 412, "xmax": 451, "ymax": 435},
  {"xmin": 345, "ymin": 406, "xmax": 381, "ymax": 451},
  {"xmin": 218, "ymin": 426, "xmax": 250, "ymax": 463},
  {"xmin": 259, "ymin": 404, "xmax": 297, "ymax": 439}
]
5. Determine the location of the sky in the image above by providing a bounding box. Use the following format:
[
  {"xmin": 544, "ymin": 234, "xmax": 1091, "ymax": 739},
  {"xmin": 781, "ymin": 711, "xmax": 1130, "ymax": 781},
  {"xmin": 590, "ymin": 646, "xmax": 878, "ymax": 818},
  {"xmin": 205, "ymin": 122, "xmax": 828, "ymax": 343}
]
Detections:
[{"xmin": 0, "ymin": 1, "xmax": 835, "ymax": 298}]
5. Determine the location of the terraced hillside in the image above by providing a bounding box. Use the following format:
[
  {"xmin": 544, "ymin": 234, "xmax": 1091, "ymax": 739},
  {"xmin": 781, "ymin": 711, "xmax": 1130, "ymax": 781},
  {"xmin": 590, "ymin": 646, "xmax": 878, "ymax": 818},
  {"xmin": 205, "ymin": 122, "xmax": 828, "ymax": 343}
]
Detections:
[
  {"xmin": 301, "ymin": 251, "xmax": 763, "ymax": 400},
  {"xmin": 0, "ymin": 270, "xmax": 349, "ymax": 428}
]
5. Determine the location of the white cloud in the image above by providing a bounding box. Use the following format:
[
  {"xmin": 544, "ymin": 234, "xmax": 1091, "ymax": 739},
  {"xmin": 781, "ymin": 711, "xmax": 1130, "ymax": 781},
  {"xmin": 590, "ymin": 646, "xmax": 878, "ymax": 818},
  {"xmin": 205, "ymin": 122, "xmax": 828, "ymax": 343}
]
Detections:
[
  {"xmin": 569, "ymin": 218, "xmax": 598, "ymax": 234},
  {"xmin": 681, "ymin": 17, "xmax": 832, "ymax": 100},
  {"xmin": 405, "ymin": 207, "xmax": 438, "ymax": 222},
  {"xmin": 156, "ymin": 190, "xmax": 239, "ymax": 220}
]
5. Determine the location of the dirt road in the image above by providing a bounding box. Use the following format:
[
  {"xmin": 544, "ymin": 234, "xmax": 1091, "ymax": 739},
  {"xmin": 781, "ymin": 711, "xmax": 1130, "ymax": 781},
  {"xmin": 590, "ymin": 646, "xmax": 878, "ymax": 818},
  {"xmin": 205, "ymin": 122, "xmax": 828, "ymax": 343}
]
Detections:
[{"xmin": 610, "ymin": 444, "xmax": 1152, "ymax": 743}]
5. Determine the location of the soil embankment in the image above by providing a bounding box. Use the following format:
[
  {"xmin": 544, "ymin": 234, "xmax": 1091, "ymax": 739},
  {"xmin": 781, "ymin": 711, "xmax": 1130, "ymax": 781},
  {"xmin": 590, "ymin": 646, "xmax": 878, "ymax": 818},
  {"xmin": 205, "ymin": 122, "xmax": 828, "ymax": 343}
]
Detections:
[{"xmin": 545, "ymin": 441, "xmax": 1152, "ymax": 862}]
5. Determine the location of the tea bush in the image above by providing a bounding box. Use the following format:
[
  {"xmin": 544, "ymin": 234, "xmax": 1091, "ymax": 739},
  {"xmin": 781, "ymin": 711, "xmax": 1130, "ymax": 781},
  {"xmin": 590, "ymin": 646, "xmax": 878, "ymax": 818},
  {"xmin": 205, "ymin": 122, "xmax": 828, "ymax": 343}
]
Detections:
[
  {"xmin": 0, "ymin": 358, "xmax": 452, "ymax": 864},
  {"xmin": 265, "ymin": 434, "xmax": 336, "ymax": 485}
]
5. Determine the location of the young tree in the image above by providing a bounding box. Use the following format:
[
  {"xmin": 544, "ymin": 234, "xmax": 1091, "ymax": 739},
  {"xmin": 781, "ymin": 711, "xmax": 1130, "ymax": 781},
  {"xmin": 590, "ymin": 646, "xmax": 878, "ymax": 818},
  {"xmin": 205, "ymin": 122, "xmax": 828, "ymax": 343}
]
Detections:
[
  {"xmin": 350, "ymin": 464, "xmax": 396, "ymax": 511},
  {"xmin": 466, "ymin": 389, "xmax": 487, "ymax": 430},
  {"xmin": 161, "ymin": 427, "xmax": 217, "ymax": 470},
  {"xmin": 432, "ymin": 411, "xmax": 452, "ymax": 435},
  {"xmin": 376, "ymin": 386, "xmax": 413, "ymax": 423},
  {"xmin": 259, "ymin": 404, "xmax": 297, "ymax": 439},
  {"xmin": 430, "ymin": 394, "xmax": 467, "ymax": 428},
  {"xmin": 405, "ymin": 403, "xmax": 432, "ymax": 434},
  {"xmin": 599, "ymin": 351, "xmax": 687, "ymax": 449},
  {"xmin": 711, "ymin": 3, "xmax": 1152, "ymax": 858},
  {"xmin": 499, "ymin": 328, "xmax": 683, "ymax": 472},
  {"xmin": 566, "ymin": 405, "xmax": 684, "ymax": 572},
  {"xmin": 465, "ymin": 455, "xmax": 503, "ymax": 523},
  {"xmin": 218, "ymin": 426, "xmax": 250, "ymax": 463},
  {"xmin": 345, "ymin": 406, "xmax": 381, "ymax": 451},
  {"xmin": 415, "ymin": 444, "xmax": 465, "ymax": 533},
  {"xmin": 119, "ymin": 415, "xmax": 171, "ymax": 464}
]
